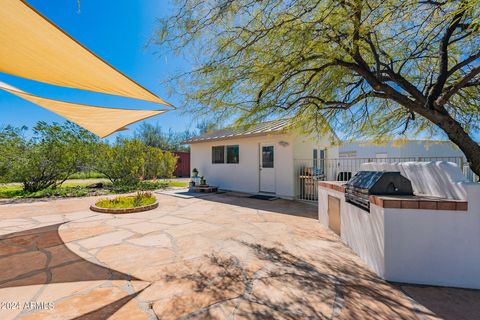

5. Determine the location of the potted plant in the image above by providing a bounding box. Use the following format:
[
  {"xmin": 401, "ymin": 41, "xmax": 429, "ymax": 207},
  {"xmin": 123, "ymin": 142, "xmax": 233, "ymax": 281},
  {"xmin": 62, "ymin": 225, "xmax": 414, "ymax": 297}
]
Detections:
[
  {"xmin": 192, "ymin": 168, "xmax": 199, "ymax": 177},
  {"xmin": 200, "ymin": 176, "xmax": 206, "ymax": 185}
]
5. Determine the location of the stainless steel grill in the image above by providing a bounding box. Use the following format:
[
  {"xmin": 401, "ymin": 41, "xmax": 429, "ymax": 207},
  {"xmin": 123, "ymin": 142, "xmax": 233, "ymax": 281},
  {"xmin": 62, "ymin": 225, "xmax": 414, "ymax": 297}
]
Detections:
[{"xmin": 345, "ymin": 171, "xmax": 414, "ymax": 211}]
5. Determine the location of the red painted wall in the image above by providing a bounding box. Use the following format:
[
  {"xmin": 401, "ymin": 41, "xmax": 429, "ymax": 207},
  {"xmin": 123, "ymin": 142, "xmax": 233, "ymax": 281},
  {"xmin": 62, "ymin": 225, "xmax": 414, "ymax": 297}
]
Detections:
[{"xmin": 173, "ymin": 152, "xmax": 190, "ymax": 177}]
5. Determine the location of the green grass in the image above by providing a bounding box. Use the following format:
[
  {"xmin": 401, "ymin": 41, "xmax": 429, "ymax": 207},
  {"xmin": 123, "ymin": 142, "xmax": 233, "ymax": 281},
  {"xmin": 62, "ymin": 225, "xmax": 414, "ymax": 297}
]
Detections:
[
  {"xmin": 0, "ymin": 179, "xmax": 186, "ymax": 199},
  {"xmin": 0, "ymin": 185, "xmax": 24, "ymax": 198},
  {"xmin": 69, "ymin": 171, "xmax": 107, "ymax": 179},
  {"xmin": 167, "ymin": 180, "xmax": 189, "ymax": 187},
  {"xmin": 95, "ymin": 192, "xmax": 156, "ymax": 209}
]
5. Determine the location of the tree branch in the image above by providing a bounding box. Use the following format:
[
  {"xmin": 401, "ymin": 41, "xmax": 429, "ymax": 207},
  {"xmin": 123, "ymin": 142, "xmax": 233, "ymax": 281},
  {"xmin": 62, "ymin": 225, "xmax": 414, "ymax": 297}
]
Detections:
[
  {"xmin": 334, "ymin": 59, "xmax": 419, "ymax": 110},
  {"xmin": 383, "ymin": 69, "xmax": 426, "ymax": 102},
  {"xmin": 448, "ymin": 52, "xmax": 480, "ymax": 77},
  {"xmin": 286, "ymin": 91, "xmax": 389, "ymax": 111},
  {"xmin": 426, "ymin": 5, "xmax": 466, "ymax": 108},
  {"xmin": 436, "ymin": 66, "xmax": 480, "ymax": 106}
]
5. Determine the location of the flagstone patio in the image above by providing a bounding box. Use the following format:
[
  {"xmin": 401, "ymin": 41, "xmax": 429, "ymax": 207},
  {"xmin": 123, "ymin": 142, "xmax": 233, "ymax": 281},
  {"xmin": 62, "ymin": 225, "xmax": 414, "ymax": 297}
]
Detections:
[{"xmin": 0, "ymin": 192, "xmax": 478, "ymax": 319}]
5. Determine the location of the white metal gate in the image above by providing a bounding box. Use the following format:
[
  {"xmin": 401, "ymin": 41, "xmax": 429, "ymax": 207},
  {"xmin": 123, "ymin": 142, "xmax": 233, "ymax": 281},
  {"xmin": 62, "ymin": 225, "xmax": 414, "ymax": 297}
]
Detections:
[{"xmin": 295, "ymin": 156, "xmax": 469, "ymax": 202}]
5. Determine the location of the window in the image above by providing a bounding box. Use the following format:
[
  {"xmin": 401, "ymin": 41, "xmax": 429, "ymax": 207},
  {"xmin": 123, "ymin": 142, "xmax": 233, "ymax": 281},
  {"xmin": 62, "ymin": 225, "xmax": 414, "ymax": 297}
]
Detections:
[
  {"xmin": 226, "ymin": 145, "xmax": 239, "ymax": 163},
  {"xmin": 319, "ymin": 149, "xmax": 326, "ymax": 174},
  {"xmin": 212, "ymin": 146, "xmax": 225, "ymax": 164},
  {"xmin": 262, "ymin": 146, "xmax": 274, "ymax": 168},
  {"xmin": 313, "ymin": 149, "xmax": 325, "ymax": 174},
  {"xmin": 212, "ymin": 145, "xmax": 240, "ymax": 164}
]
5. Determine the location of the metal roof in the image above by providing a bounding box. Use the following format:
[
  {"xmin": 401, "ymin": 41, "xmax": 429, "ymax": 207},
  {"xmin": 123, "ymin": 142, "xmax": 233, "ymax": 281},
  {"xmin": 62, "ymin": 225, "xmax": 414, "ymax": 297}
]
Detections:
[{"xmin": 183, "ymin": 119, "xmax": 291, "ymax": 144}]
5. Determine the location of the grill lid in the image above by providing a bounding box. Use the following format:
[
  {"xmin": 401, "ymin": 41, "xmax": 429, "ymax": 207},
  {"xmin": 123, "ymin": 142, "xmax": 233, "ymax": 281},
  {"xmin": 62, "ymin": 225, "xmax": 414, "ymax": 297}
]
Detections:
[
  {"xmin": 345, "ymin": 171, "xmax": 384, "ymax": 189},
  {"xmin": 345, "ymin": 171, "xmax": 414, "ymax": 212},
  {"xmin": 346, "ymin": 171, "xmax": 414, "ymax": 195}
]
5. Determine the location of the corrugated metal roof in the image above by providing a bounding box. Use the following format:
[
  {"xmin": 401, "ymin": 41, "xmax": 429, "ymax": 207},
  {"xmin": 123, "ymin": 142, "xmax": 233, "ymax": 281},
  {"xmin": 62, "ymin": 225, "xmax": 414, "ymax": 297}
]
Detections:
[{"xmin": 183, "ymin": 119, "xmax": 290, "ymax": 144}]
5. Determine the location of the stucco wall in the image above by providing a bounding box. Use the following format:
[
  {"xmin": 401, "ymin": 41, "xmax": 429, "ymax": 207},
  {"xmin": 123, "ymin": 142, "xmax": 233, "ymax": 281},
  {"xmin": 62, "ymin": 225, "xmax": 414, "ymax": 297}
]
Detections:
[
  {"xmin": 189, "ymin": 133, "xmax": 295, "ymax": 198},
  {"xmin": 318, "ymin": 183, "xmax": 480, "ymax": 289},
  {"xmin": 384, "ymin": 183, "xmax": 480, "ymax": 288},
  {"xmin": 318, "ymin": 188, "xmax": 385, "ymax": 277}
]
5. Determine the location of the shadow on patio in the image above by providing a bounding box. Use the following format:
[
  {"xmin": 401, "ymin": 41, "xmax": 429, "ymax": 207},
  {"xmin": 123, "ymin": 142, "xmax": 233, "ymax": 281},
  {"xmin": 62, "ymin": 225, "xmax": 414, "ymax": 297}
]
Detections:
[
  {"xmin": 0, "ymin": 223, "xmax": 140, "ymax": 289},
  {"xmin": 189, "ymin": 191, "xmax": 319, "ymax": 219},
  {"xmin": 155, "ymin": 240, "xmax": 439, "ymax": 319}
]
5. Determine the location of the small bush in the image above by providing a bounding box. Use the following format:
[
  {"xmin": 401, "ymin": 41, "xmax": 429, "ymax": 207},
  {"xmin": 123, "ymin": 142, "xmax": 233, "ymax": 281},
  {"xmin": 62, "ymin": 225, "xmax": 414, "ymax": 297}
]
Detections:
[
  {"xmin": 139, "ymin": 180, "xmax": 170, "ymax": 190},
  {"xmin": 107, "ymin": 180, "xmax": 170, "ymax": 193},
  {"xmin": 0, "ymin": 186, "xmax": 102, "ymax": 199}
]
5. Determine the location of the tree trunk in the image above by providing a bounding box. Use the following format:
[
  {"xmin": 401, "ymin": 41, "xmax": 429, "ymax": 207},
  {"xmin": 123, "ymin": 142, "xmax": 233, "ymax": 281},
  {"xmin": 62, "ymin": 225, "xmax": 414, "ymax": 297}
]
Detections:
[{"xmin": 425, "ymin": 110, "xmax": 480, "ymax": 179}]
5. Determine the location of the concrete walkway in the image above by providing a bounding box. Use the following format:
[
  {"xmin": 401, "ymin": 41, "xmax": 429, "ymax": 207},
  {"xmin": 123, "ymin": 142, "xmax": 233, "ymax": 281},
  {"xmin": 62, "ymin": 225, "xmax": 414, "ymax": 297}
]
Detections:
[{"xmin": 0, "ymin": 192, "xmax": 477, "ymax": 319}]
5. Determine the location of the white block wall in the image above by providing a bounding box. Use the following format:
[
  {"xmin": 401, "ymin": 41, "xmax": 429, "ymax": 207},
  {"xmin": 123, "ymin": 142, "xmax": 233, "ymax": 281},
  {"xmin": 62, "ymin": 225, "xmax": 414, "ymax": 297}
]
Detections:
[
  {"xmin": 318, "ymin": 183, "xmax": 480, "ymax": 289},
  {"xmin": 190, "ymin": 134, "xmax": 295, "ymax": 198}
]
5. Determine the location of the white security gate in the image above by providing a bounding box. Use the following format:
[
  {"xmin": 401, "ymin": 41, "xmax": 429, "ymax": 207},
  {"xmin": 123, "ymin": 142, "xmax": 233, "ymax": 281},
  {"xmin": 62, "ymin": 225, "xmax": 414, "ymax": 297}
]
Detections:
[{"xmin": 295, "ymin": 156, "xmax": 467, "ymax": 202}]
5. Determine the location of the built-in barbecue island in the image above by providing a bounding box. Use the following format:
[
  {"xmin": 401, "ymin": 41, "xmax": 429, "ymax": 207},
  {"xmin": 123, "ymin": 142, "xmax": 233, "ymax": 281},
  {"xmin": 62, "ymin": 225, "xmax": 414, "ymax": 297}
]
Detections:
[{"xmin": 318, "ymin": 162, "xmax": 480, "ymax": 289}]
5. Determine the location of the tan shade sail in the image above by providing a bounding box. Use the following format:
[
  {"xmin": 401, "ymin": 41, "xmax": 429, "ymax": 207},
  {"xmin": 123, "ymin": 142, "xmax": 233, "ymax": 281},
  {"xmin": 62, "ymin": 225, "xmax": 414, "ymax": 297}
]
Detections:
[
  {"xmin": 0, "ymin": 0, "xmax": 171, "ymax": 106},
  {"xmin": 0, "ymin": 82, "xmax": 167, "ymax": 138}
]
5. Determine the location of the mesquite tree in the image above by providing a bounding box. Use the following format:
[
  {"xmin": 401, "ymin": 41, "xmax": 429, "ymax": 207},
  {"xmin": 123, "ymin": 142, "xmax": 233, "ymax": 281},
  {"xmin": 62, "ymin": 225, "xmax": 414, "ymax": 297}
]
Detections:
[{"xmin": 156, "ymin": 0, "xmax": 480, "ymax": 175}]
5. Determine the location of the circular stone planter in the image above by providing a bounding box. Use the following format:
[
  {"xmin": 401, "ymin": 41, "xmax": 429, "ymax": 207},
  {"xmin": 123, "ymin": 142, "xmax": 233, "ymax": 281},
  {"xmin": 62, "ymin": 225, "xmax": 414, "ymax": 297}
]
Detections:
[{"xmin": 90, "ymin": 200, "xmax": 159, "ymax": 214}]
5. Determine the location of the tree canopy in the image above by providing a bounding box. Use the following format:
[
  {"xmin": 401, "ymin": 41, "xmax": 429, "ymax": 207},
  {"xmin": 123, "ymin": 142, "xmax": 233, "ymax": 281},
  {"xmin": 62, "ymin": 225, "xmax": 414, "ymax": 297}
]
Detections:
[
  {"xmin": 156, "ymin": 0, "xmax": 480, "ymax": 175},
  {"xmin": 134, "ymin": 121, "xmax": 218, "ymax": 151}
]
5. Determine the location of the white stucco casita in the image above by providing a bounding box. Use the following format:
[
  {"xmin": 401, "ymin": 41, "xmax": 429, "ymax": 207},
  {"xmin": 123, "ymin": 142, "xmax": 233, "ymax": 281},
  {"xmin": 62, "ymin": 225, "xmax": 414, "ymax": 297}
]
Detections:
[
  {"xmin": 184, "ymin": 120, "xmax": 468, "ymax": 199},
  {"xmin": 186, "ymin": 120, "xmax": 332, "ymax": 199}
]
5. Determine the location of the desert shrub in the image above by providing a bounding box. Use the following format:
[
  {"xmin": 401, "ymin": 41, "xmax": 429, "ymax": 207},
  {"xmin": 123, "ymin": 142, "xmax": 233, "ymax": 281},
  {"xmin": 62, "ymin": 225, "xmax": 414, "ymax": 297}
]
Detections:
[
  {"xmin": 0, "ymin": 126, "xmax": 26, "ymax": 183},
  {"xmin": 144, "ymin": 147, "xmax": 177, "ymax": 179},
  {"xmin": 96, "ymin": 139, "xmax": 178, "ymax": 186},
  {"xmin": 1, "ymin": 122, "xmax": 98, "ymax": 192},
  {"xmin": 161, "ymin": 151, "xmax": 178, "ymax": 178},
  {"xmin": 0, "ymin": 121, "xmax": 178, "ymax": 193},
  {"xmin": 95, "ymin": 139, "xmax": 146, "ymax": 186}
]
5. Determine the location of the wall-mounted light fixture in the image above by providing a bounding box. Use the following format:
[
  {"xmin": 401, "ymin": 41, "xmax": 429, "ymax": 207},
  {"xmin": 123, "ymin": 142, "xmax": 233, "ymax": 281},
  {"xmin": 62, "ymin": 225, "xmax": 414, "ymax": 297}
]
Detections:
[{"xmin": 278, "ymin": 141, "xmax": 289, "ymax": 147}]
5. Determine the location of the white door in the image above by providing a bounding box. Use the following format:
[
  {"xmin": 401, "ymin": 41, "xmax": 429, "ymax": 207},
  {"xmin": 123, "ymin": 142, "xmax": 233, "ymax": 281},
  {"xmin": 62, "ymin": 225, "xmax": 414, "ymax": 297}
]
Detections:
[{"xmin": 259, "ymin": 144, "xmax": 275, "ymax": 193}]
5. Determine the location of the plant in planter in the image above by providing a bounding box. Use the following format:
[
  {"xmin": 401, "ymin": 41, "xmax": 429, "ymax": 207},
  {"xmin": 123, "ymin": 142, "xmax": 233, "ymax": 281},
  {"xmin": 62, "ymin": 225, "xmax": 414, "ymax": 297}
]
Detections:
[
  {"xmin": 200, "ymin": 176, "xmax": 206, "ymax": 185},
  {"xmin": 91, "ymin": 191, "xmax": 158, "ymax": 213},
  {"xmin": 95, "ymin": 191, "xmax": 156, "ymax": 209},
  {"xmin": 192, "ymin": 168, "xmax": 199, "ymax": 177}
]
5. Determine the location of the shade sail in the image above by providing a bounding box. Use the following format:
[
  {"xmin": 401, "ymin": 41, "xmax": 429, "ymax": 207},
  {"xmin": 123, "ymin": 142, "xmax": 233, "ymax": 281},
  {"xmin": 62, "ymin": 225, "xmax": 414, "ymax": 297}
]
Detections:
[
  {"xmin": 0, "ymin": 0, "xmax": 171, "ymax": 106},
  {"xmin": 0, "ymin": 82, "xmax": 167, "ymax": 138}
]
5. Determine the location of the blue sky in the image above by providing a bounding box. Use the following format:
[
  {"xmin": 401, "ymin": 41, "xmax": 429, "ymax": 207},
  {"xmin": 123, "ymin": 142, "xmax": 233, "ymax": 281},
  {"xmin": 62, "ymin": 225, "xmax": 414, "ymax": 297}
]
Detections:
[{"xmin": 0, "ymin": 0, "xmax": 193, "ymax": 139}]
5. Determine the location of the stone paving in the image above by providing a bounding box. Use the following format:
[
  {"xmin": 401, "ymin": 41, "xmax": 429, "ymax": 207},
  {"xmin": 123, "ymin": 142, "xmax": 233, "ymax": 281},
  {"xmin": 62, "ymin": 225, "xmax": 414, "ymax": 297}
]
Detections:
[{"xmin": 0, "ymin": 192, "xmax": 478, "ymax": 319}]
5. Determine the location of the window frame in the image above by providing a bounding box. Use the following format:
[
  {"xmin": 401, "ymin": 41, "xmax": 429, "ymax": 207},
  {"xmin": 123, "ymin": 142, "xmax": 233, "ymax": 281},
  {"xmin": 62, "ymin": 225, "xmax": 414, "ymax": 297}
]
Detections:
[
  {"xmin": 212, "ymin": 145, "xmax": 225, "ymax": 164},
  {"xmin": 226, "ymin": 145, "xmax": 239, "ymax": 164},
  {"xmin": 211, "ymin": 145, "xmax": 240, "ymax": 164},
  {"xmin": 261, "ymin": 145, "xmax": 274, "ymax": 168}
]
